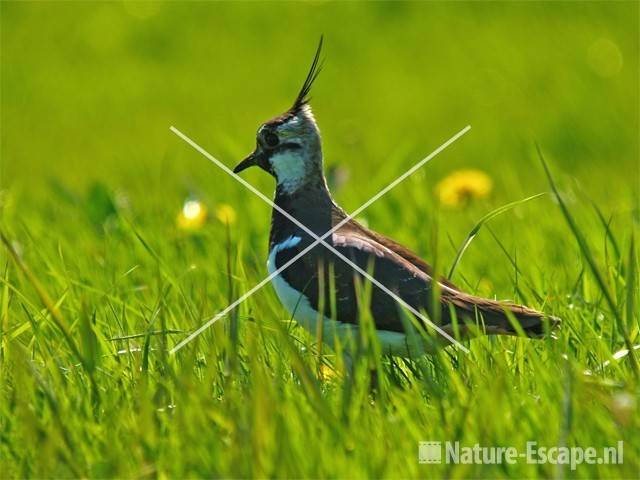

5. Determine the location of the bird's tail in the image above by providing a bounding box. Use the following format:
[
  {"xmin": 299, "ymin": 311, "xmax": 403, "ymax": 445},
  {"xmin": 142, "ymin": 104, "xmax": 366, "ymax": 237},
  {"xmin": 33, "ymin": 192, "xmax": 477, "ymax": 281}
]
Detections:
[{"xmin": 443, "ymin": 291, "xmax": 560, "ymax": 338}]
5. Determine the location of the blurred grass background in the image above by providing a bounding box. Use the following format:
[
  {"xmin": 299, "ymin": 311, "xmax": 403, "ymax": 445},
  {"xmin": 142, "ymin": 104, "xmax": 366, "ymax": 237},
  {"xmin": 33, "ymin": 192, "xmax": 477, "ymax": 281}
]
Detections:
[
  {"xmin": 2, "ymin": 1, "xmax": 637, "ymax": 285},
  {"xmin": 1, "ymin": 1, "xmax": 639, "ymax": 478},
  {"xmin": 3, "ymin": 1, "xmax": 637, "ymax": 198}
]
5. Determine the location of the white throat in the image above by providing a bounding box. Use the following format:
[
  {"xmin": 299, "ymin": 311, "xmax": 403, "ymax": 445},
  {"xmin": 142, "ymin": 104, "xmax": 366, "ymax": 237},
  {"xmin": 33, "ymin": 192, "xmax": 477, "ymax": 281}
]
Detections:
[{"xmin": 271, "ymin": 150, "xmax": 308, "ymax": 194}]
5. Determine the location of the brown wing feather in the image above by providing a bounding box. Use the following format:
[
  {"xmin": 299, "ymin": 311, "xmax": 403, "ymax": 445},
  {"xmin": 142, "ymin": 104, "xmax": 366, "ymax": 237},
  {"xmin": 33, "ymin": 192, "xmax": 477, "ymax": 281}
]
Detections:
[
  {"xmin": 330, "ymin": 204, "xmax": 560, "ymax": 336},
  {"xmin": 331, "ymin": 205, "xmax": 461, "ymax": 290}
]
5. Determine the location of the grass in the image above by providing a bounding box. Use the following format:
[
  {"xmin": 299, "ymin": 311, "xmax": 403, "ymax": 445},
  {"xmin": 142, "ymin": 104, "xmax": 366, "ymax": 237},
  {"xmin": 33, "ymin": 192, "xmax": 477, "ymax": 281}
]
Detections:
[{"xmin": 1, "ymin": 1, "xmax": 639, "ymax": 478}]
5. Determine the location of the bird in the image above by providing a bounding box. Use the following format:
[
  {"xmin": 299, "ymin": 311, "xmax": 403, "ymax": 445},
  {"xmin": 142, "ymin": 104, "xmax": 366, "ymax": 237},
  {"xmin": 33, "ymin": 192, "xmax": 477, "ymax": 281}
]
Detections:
[{"xmin": 233, "ymin": 38, "xmax": 559, "ymax": 358}]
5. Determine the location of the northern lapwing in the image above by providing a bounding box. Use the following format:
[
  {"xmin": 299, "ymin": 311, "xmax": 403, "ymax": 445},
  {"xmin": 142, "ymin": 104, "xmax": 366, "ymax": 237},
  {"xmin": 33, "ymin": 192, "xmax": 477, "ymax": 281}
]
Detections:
[{"xmin": 233, "ymin": 38, "xmax": 559, "ymax": 357}]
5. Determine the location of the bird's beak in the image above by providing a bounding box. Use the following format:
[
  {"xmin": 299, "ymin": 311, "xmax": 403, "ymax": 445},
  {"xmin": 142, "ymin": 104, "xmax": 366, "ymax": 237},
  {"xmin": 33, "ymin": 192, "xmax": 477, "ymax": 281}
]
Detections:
[
  {"xmin": 233, "ymin": 153, "xmax": 255, "ymax": 174},
  {"xmin": 233, "ymin": 148, "xmax": 265, "ymax": 174}
]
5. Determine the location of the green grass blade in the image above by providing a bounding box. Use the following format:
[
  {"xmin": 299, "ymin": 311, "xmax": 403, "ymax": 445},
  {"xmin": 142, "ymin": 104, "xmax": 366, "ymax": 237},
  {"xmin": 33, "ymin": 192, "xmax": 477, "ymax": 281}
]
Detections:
[
  {"xmin": 537, "ymin": 144, "xmax": 638, "ymax": 377},
  {"xmin": 589, "ymin": 198, "xmax": 622, "ymax": 262},
  {"xmin": 447, "ymin": 192, "xmax": 546, "ymax": 279},
  {"xmin": 626, "ymin": 233, "xmax": 637, "ymax": 338},
  {"xmin": 1, "ymin": 231, "xmax": 103, "ymax": 405}
]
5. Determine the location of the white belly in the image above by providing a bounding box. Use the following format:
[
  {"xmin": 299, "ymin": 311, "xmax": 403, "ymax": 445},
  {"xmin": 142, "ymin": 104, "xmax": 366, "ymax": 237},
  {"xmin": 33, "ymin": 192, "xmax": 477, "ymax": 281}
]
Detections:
[{"xmin": 267, "ymin": 236, "xmax": 425, "ymax": 357}]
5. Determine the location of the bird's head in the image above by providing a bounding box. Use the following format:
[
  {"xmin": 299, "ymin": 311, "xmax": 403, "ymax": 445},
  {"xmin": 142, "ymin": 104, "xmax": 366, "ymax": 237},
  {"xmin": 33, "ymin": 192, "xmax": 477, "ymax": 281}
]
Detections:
[{"xmin": 234, "ymin": 37, "xmax": 325, "ymax": 194}]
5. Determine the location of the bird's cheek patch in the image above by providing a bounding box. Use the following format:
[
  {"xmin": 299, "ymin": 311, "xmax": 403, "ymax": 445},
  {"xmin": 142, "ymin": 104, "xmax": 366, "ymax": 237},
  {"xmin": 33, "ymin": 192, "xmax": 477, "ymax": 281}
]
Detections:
[{"xmin": 271, "ymin": 151, "xmax": 308, "ymax": 193}]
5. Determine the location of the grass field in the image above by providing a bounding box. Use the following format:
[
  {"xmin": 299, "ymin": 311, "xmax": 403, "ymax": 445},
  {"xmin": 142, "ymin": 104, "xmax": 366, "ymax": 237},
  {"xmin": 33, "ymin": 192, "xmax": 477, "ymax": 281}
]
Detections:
[{"xmin": 1, "ymin": 1, "xmax": 639, "ymax": 478}]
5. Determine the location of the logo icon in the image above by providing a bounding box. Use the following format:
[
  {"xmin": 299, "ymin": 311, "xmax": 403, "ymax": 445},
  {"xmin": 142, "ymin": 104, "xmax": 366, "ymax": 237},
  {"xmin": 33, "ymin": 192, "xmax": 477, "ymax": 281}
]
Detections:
[{"xmin": 419, "ymin": 441, "xmax": 442, "ymax": 464}]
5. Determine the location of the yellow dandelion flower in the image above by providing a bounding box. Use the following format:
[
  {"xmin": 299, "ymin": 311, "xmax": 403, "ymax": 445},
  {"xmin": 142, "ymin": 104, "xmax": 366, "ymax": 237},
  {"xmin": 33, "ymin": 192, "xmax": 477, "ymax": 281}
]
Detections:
[
  {"xmin": 435, "ymin": 169, "xmax": 493, "ymax": 208},
  {"xmin": 215, "ymin": 203, "xmax": 237, "ymax": 225},
  {"xmin": 319, "ymin": 364, "xmax": 340, "ymax": 381},
  {"xmin": 177, "ymin": 199, "xmax": 208, "ymax": 230}
]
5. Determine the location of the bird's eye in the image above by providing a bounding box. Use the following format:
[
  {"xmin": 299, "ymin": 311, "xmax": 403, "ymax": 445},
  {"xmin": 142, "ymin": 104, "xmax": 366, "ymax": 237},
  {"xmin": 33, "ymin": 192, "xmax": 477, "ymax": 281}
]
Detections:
[{"xmin": 264, "ymin": 132, "xmax": 279, "ymax": 147}]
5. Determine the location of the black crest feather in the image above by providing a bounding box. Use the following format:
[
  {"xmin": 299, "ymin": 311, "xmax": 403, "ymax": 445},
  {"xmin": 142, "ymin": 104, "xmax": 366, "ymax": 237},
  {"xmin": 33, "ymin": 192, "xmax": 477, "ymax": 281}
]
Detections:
[{"xmin": 291, "ymin": 35, "xmax": 324, "ymax": 112}]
